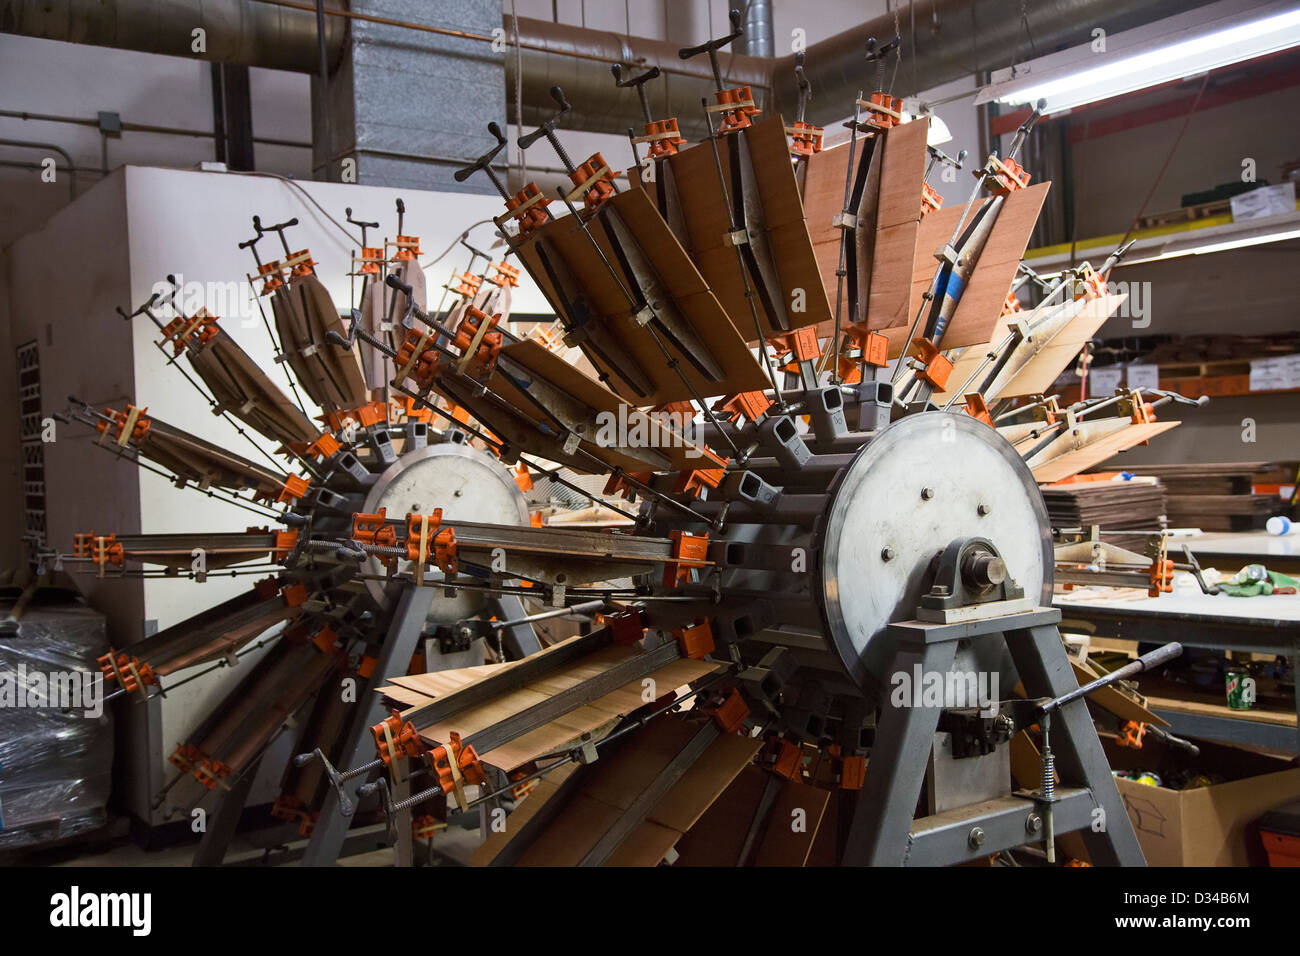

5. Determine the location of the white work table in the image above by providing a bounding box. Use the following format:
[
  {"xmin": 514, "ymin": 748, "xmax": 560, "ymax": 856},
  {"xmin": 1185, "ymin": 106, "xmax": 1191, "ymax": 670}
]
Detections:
[
  {"xmin": 1054, "ymin": 587, "xmax": 1300, "ymax": 751},
  {"xmin": 1182, "ymin": 530, "xmax": 1300, "ymax": 574}
]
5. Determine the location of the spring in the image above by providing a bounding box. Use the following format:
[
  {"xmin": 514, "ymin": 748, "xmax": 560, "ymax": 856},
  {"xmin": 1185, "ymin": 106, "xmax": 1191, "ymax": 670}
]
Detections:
[{"xmin": 1041, "ymin": 747, "xmax": 1056, "ymax": 801}]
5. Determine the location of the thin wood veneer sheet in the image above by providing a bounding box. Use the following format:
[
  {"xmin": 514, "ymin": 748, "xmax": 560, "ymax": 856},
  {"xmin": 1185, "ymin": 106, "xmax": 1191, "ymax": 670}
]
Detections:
[
  {"xmin": 1030, "ymin": 421, "xmax": 1180, "ymax": 484},
  {"xmin": 666, "ymin": 116, "xmax": 833, "ymax": 341},
  {"xmin": 801, "ymin": 141, "xmax": 852, "ymax": 301},
  {"xmin": 489, "ymin": 339, "xmax": 720, "ymax": 473},
  {"xmin": 671, "ymin": 764, "xmax": 829, "ymax": 866},
  {"xmin": 936, "ymin": 293, "xmax": 1126, "ymax": 402},
  {"xmin": 514, "ymin": 188, "xmax": 768, "ymax": 407},
  {"xmin": 188, "ymin": 333, "xmax": 318, "ymax": 445},
  {"xmin": 271, "ymin": 276, "xmax": 367, "ymax": 410},
  {"xmin": 801, "ymin": 120, "xmax": 930, "ymax": 333},
  {"xmin": 470, "ymin": 717, "xmax": 762, "ymax": 866},
  {"xmin": 882, "ymin": 181, "xmax": 1051, "ymax": 357},
  {"xmin": 410, "ymin": 646, "xmax": 719, "ymax": 771}
]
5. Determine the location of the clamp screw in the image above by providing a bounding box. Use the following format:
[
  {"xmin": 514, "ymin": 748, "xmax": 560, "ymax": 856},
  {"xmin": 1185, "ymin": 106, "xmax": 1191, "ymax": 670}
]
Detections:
[
  {"xmin": 921, "ymin": 487, "xmax": 934, "ymax": 500},
  {"xmin": 1026, "ymin": 813, "xmax": 1043, "ymax": 834},
  {"xmin": 968, "ymin": 826, "xmax": 986, "ymax": 848},
  {"xmin": 880, "ymin": 547, "xmax": 895, "ymax": 562},
  {"xmin": 977, "ymin": 503, "xmax": 991, "ymax": 516}
]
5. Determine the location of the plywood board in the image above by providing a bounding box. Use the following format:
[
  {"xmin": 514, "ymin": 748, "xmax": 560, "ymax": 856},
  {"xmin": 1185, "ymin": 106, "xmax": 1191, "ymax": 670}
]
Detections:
[
  {"xmin": 884, "ymin": 182, "xmax": 1051, "ymax": 356},
  {"xmin": 753, "ymin": 777, "xmax": 830, "ymax": 866},
  {"xmin": 412, "ymin": 647, "xmax": 717, "ymax": 771},
  {"xmin": 489, "ymin": 339, "xmax": 721, "ymax": 472},
  {"xmin": 665, "ymin": 117, "xmax": 833, "ymax": 340},
  {"xmin": 189, "ymin": 333, "xmax": 318, "ymax": 446},
  {"xmin": 1031, "ymin": 420, "xmax": 1180, "ymax": 484},
  {"xmin": 271, "ymin": 276, "xmax": 367, "ymax": 410},
  {"xmin": 469, "ymin": 762, "xmax": 578, "ymax": 866},
  {"xmin": 863, "ymin": 120, "xmax": 929, "ymax": 331},
  {"xmin": 481, "ymin": 716, "xmax": 759, "ymax": 866},
  {"xmin": 801, "ymin": 140, "xmax": 853, "ymax": 301},
  {"xmin": 514, "ymin": 190, "xmax": 768, "ymax": 407},
  {"xmin": 672, "ymin": 764, "xmax": 829, "ymax": 866},
  {"xmin": 936, "ymin": 293, "xmax": 1125, "ymax": 402}
]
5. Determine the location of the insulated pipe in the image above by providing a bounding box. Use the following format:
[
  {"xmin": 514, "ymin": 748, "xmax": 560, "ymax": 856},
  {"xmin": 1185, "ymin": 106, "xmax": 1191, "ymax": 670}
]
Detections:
[
  {"xmin": 1, "ymin": 0, "xmax": 1221, "ymax": 138},
  {"xmin": 0, "ymin": 0, "xmax": 348, "ymax": 73},
  {"xmin": 738, "ymin": 0, "xmax": 774, "ymax": 59},
  {"xmin": 504, "ymin": 15, "xmax": 771, "ymax": 140}
]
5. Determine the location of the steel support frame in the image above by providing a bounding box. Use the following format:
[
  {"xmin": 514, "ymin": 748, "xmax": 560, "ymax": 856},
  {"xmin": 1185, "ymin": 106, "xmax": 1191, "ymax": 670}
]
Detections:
[
  {"xmin": 577, "ymin": 721, "xmax": 720, "ymax": 867},
  {"xmin": 299, "ymin": 585, "xmax": 435, "ymax": 866},
  {"xmin": 192, "ymin": 755, "xmax": 264, "ymax": 866},
  {"xmin": 842, "ymin": 607, "xmax": 1145, "ymax": 866}
]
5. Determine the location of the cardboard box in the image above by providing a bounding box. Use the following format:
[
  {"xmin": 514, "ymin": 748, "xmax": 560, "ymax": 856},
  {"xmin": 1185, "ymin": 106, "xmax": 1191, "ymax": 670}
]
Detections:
[{"xmin": 1105, "ymin": 734, "xmax": 1300, "ymax": 866}]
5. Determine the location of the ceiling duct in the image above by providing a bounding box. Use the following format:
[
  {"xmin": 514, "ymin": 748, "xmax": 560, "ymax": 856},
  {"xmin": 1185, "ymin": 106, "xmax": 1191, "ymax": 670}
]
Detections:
[{"xmin": 2, "ymin": 0, "xmax": 1224, "ymax": 142}]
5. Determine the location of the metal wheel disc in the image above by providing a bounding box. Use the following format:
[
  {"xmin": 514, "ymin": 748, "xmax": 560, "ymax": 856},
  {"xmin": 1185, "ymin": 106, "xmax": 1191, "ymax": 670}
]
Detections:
[{"xmin": 816, "ymin": 412, "xmax": 1053, "ymax": 691}]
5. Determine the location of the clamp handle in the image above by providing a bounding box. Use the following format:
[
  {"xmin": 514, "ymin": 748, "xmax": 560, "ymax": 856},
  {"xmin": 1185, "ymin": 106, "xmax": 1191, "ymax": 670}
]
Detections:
[
  {"xmin": 1181, "ymin": 545, "xmax": 1222, "ymax": 596},
  {"xmin": 385, "ymin": 273, "xmax": 414, "ymax": 300},
  {"xmin": 294, "ymin": 747, "xmax": 357, "ymax": 817},
  {"xmin": 612, "ymin": 63, "xmax": 661, "ymax": 88},
  {"xmin": 1041, "ymin": 642, "xmax": 1183, "ymax": 715},
  {"xmin": 927, "ymin": 145, "xmax": 968, "ymax": 170},
  {"xmin": 678, "ymin": 7, "xmax": 743, "ymax": 60},
  {"xmin": 517, "ymin": 87, "xmax": 571, "ymax": 151},
  {"xmin": 326, "ymin": 309, "xmax": 364, "ymax": 350},
  {"xmin": 344, "ymin": 207, "xmax": 380, "ymax": 230},
  {"xmin": 116, "ymin": 289, "xmax": 162, "ymax": 321},
  {"xmin": 454, "ymin": 121, "xmax": 509, "ymax": 183},
  {"xmin": 865, "ymin": 35, "xmax": 901, "ymax": 61},
  {"xmin": 794, "ymin": 52, "xmax": 811, "ymax": 95},
  {"xmin": 251, "ymin": 215, "xmax": 299, "ymax": 235}
]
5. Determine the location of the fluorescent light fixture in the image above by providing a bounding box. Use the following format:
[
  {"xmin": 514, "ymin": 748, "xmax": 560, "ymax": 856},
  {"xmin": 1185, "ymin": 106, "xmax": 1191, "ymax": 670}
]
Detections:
[
  {"xmin": 1180, "ymin": 226, "xmax": 1300, "ymax": 255},
  {"xmin": 1030, "ymin": 217, "xmax": 1300, "ymax": 275},
  {"xmin": 978, "ymin": 1, "xmax": 1300, "ymax": 113}
]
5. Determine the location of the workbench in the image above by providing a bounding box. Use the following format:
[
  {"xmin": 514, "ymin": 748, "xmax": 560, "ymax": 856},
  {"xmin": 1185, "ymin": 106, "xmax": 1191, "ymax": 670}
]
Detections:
[
  {"xmin": 1054, "ymin": 588, "xmax": 1300, "ymax": 753},
  {"xmin": 1184, "ymin": 530, "xmax": 1300, "ymax": 576}
]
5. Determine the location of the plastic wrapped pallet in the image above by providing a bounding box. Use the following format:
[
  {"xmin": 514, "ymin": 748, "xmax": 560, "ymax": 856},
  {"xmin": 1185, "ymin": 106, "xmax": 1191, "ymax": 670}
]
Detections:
[{"xmin": 0, "ymin": 595, "xmax": 113, "ymax": 850}]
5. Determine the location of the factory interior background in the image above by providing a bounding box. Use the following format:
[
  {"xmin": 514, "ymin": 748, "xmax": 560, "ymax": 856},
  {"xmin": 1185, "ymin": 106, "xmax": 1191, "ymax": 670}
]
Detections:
[{"xmin": 0, "ymin": 0, "xmax": 1298, "ymax": 906}]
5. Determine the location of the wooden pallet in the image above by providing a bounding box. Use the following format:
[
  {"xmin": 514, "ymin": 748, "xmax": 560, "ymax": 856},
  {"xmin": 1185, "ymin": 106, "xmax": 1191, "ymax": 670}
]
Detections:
[{"xmin": 1134, "ymin": 197, "xmax": 1232, "ymax": 230}]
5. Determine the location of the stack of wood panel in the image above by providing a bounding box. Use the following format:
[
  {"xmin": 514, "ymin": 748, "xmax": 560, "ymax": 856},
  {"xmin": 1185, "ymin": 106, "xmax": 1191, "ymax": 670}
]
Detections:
[
  {"xmin": 1125, "ymin": 462, "xmax": 1276, "ymax": 531},
  {"xmin": 1042, "ymin": 478, "xmax": 1166, "ymax": 548}
]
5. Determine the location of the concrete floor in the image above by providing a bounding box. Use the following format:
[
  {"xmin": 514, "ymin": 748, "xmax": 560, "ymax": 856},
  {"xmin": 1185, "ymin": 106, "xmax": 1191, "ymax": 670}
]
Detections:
[{"xmin": 5, "ymin": 816, "xmax": 484, "ymax": 867}]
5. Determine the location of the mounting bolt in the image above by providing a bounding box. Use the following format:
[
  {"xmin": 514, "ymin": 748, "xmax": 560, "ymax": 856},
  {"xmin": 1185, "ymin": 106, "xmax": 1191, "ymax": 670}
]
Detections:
[
  {"xmin": 977, "ymin": 503, "xmax": 991, "ymax": 516},
  {"xmin": 1026, "ymin": 813, "xmax": 1043, "ymax": 834},
  {"xmin": 968, "ymin": 826, "xmax": 986, "ymax": 848},
  {"xmin": 921, "ymin": 487, "xmax": 934, "ymax": 500},
  {"xmin": 880, "ymin": 547, "xmax": 895, "ymax": 562}
]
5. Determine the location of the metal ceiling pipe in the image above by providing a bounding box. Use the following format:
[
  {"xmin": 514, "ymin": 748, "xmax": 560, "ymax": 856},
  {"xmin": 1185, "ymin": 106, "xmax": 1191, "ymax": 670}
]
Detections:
[
  {"xmin": 0, "ymin": 0, "xmax": 346, "ymax": 73},
  {"xmin": 504, "ymin": 15, "xmax": 771, "ymax": 140},
  {"xmin": 2, "ymin": 0, "xmax": 1225, "ymax": 138},
  {"xmin": 738, "ymin": 0, "xmax": 774, "ymax": 59},
  {"xmin": 776, "ymin": 0, "xmax": 1224, "ymax": 128}
]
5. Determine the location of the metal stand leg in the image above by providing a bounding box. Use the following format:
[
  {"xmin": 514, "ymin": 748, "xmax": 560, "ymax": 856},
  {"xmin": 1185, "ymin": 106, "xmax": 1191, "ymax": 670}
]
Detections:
[
  {"xmin": 843, "ymin": 608, "xmax": 1146, "ymax": 866},
  {"xmin": 842, "ymin": 639, "xmax": 956, "ymax": 865},
  {"xmin": 1005, "ymin": 622, "xmax": 1145, "ymax": 866},
  {"xmin": 192, "ymin": 754, "xmax": 263, "ymax": 867},
  {"xmin": 300, "ymin": 585, "xmax": 433, "ymax": 867}
]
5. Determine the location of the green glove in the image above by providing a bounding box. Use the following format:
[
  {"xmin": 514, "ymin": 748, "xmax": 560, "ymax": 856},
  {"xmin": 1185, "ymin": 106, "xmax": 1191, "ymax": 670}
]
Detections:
[{"xmin": 1219, "ymin": 566, "xmax": 1299, "ymax": 597}]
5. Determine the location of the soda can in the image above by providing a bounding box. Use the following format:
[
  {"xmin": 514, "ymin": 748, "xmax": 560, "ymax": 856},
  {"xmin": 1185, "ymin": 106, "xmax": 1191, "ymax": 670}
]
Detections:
[{"xmin": 1226, "ymin": 669, "xmax": 1255, "ymax": 710}]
